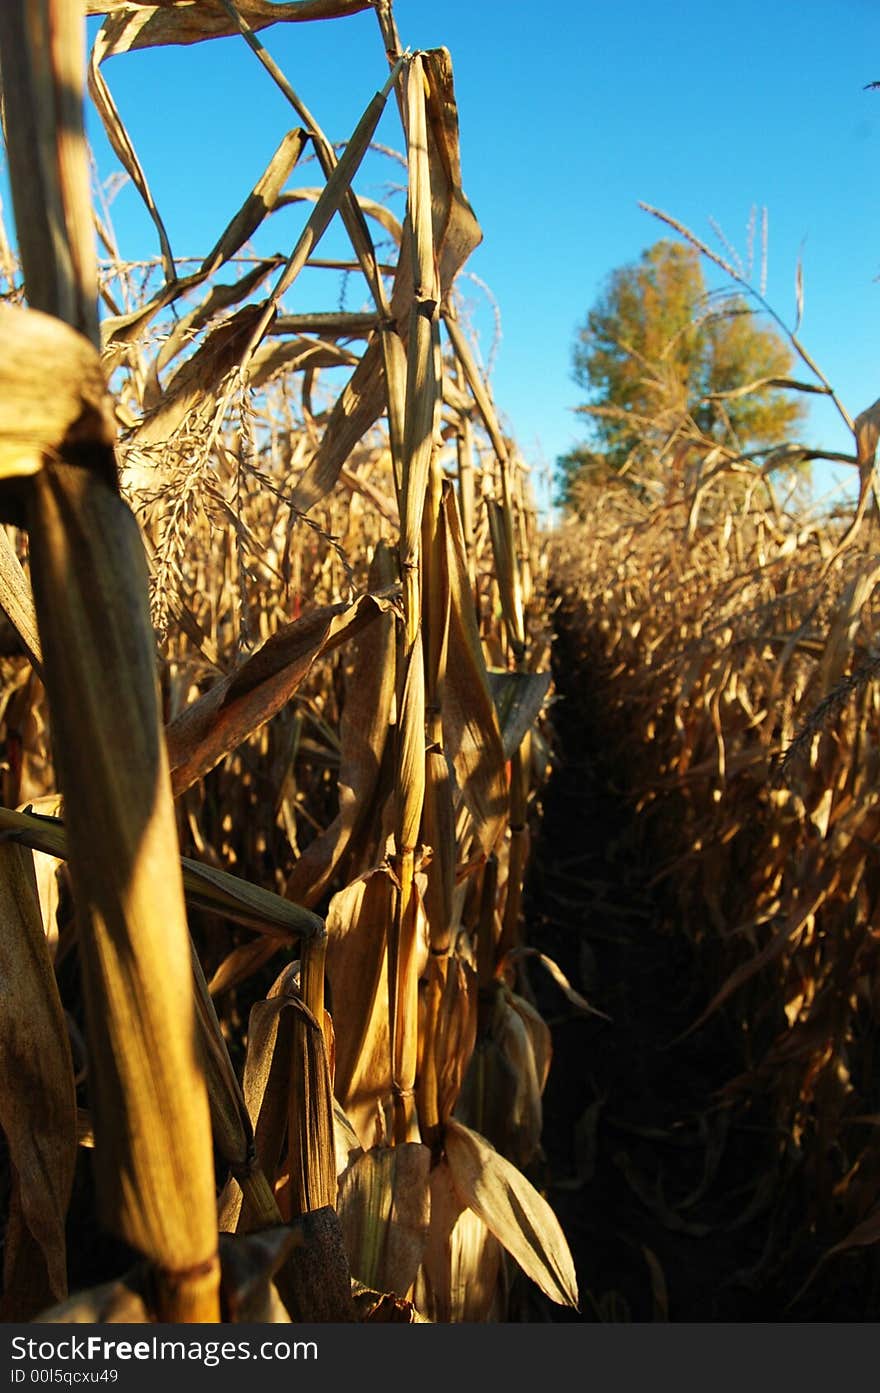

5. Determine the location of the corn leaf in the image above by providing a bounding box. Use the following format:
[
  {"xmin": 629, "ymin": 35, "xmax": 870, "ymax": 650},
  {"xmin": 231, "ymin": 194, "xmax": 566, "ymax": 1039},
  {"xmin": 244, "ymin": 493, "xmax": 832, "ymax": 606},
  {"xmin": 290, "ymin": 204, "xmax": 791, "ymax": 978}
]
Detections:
[{"xmin": 444, "ymin": 1117, "xmax": 579, "ymax": 1309}]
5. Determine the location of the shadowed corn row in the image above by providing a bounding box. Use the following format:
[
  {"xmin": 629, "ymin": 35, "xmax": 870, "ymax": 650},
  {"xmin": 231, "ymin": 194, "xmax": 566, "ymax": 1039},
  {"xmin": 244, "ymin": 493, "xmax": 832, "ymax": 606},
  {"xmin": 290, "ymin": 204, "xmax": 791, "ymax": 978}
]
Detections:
[{"xmin": 551, "ymin": 443, "xmax": 880, "ymax": 1291}]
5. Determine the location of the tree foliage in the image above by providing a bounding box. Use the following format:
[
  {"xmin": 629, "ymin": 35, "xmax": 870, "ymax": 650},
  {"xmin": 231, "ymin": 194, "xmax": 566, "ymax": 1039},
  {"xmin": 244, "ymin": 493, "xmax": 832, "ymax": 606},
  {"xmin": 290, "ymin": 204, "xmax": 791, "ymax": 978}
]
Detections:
[{"xmin": 557, "ymin": 239, "xmax": 806, "ymax": 509}]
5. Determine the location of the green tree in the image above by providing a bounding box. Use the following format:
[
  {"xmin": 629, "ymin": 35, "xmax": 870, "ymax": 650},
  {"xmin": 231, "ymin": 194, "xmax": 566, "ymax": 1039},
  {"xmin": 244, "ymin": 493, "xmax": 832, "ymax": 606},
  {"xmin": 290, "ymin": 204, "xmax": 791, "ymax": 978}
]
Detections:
[{"xmin": 557, "ymin": 239, "xmax": 806, "ymax": 509}]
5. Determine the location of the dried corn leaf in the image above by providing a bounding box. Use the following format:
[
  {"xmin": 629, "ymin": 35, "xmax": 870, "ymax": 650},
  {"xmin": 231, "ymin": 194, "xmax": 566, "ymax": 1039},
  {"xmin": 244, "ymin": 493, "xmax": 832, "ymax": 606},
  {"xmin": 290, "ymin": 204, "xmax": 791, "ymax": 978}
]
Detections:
[
  {"xmin": 132, "ymin": 301, "xmax": 268, "ymax": 449},
  {"xmin": 425, "ymin": 955, "xmax": 478, "ymax": 1128},
  {"xmin": 189, "ymin": 944, "xmax": 283, "ymax": 1230},
  {"xmin": 444, "ymin": 1117, "xmax": 579, "ymax": 1309},
  {"xmin": 487, "ymin": 669, "xmax": 553, "ymax": 761},
  {"xmin": 333, "ymin": 1097, "xmax": 363, "ymax": 1177},
  {"xmin": 508, "ymin": 992, "xmax": 552, "ymax": 1094},
  {"xmin": 86, "ymin": 1, "xmax": 373, "ymax": 50},
  {"xmin": 201, "ymin": 127, "xmax": 308, "ymax": 280},
  {"xmin": 0, "ymin": 804, "xmax": 322, "ymax": 941},
  {"xmin": 421, "ymin": 49, "xmax": 482, "ymax": 294},
  {"xmin": 413, "ymin": 1156, "xmax": 504, "ymax": 1323},
  {"xmin": 284, "ymin": 547, "xmax": 397, "ymax": 907},
  {"xmin": 278, "ymin": 188, "xmax": 404, "ymax": 246},
  {"xmin": 103, "ymin": 117, "xmax": 305, "ymax": 357},
  {"xmin": 283, "ymin": 995, "xmax": 337, "ymax": 1215},
  {"xmin": 855, "ymin": 397, "xmax": 880, "ymax": 471},
  {"xmin": 325, "ymin": 867, "xmax": 396, "ymax": 1149},
  {"xmin": 0, "ymin": 529, "xmax": 42, "ymax": 672},
  {"xmin": 0, "ymin": 304, "xmax": 116, "ymax": 491},
  {"xmin": 249, "ymin": 336, "xmax": 359, "ymax": 389},
  {"xmin": 442, "ymin": 485, "xmax": 507, "ymax": 853},
  {"xmin": 220, "ymin": 976, "xmax": 297, "ymax": 1233},
  {"xmin": 167, "ymin": 591, "xmax": 397, "ymax": 795},
  {"xmin": 290, "ymin": 337, "xmax": 387, "ymax": 513},
  {"xmin": 337, "ymin": 1142, "xmax": 431, "ymax": 1297},
  {"xmin": 288, "ymin": 48, "xmax": 482, "ymax": 516},
  {"xmin": 507, "ymin": 946, "xmax": 612, "ymax": 1021},
  {"xmin": 208, "ymin": 938, "xmax": 283, "ymax": 997},
  {"xmin": 455, "ymin": 989, "xmax": 541, "ymax": 1168},
  {"xmin": 0, "ymin": 843, "xmax": 76, "ymax": 1320}
]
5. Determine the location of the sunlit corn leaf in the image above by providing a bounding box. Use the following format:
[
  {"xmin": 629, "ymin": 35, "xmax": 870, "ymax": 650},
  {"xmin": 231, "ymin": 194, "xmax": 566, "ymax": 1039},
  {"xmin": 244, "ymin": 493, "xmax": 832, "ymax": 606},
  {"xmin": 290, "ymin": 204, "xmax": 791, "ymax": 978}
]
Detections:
[
  {"xmin": 0, "ymin": 304, "xmax": 116, "ymax": 496},
  {"xmin": 389, "ymin": 635, "xmax": 428, "ymax": 1144},
  {"xmin": 208, "ymin": 938, "xmax": 285, "ymax": 998},
  {"xmin": 282, "ymin": 992, "xmax": 337, "ymax": 1217},
  {"xmin": 280, "ymin": 188, "xmax": 404, "ymax": 246},
  {"xmin": 487, "ymin": 498, "xmax": 526, "ymax": 660},
  {"xmin": 86, "ymin": 1, "xmax": 374, "ymax": 50},
  {"xmin": 505, "ymin": 946, "xmax": 612, "ymax": 1022},
  {"xmin": 508, "ymin": 992, "xmax": 552, "ymax": 1094},
  {"xmin": 444, "ymin": 1117, "xmax": 579, "ymax": 1309},
  {"xmin": 201, "ymin": 127, "xmax": 308, "ymax": 281},
  {"xmin": 325, "ymin": 866, "xmax": 396, "ymax": 1149},
  {"xmin": 413, "ymin": 1156, "xmax": 505, "ymax": 1323},
  {"xmin": 333, "ymin": 1098, "xmax": 363, "ymax": 1177},
  {"xmin": 0, "ymin": 842, "xmax": 76, "ymax": 1319},
  {"xmin": 855, "ymin": 397, "xmax": 880, "ymax": 473},
  {"xmin": 150, "ymin": 260, "xmax": 280, "ymax": 376},
  {"xmin": 396, "ymin": 628, "xmax": 427, "ymax": 858},
  {"xmin": 420, "ymin": 48, "xmax": 483, "ymax": 291},
  {"xmin": 418, "ymin": 954, "xmax": 478, "ymax": 1133},
  {"xmin": 289, "ymin": 340, "xmax": 388, "ymax": 512},
  {"xmin": 103, "ymin": 114, "xmax": 305, "ymax": 356},
  {"xmin": 220, "ymin": 964, "xmax": 334, "ymax": 1235},
  {"xmin": 816, "ymin": 560, "xmax": 880, "ymax": 697}
]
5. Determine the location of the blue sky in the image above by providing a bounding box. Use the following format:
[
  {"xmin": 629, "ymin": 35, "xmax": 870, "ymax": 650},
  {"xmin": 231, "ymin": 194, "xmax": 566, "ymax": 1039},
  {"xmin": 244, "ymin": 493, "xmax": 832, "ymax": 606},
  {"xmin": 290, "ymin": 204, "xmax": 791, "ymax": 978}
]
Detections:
[{"xmin": 80, "ymin": 0, "xmax": 878, "ymax": 516}]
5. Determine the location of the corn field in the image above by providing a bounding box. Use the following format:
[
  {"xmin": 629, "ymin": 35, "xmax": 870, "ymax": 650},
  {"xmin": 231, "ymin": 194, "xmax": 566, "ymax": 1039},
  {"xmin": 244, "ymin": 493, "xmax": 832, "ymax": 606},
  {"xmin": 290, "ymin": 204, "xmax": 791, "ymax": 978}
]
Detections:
[{"xmin": 1, "ymin": 0, "xmax": 879, "ymax": 1328}]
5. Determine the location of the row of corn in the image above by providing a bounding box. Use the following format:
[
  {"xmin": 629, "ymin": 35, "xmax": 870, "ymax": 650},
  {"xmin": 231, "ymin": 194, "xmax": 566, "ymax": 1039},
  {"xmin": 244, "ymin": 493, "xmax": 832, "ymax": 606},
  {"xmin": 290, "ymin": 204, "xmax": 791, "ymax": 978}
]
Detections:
[
  {"xmin": 0, "ymin": 0, "xmax": 577, "ymax": 1322},
  {"xmin": 550, "ymin": 412, "xmax": 880, "ymax": 1300}
]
